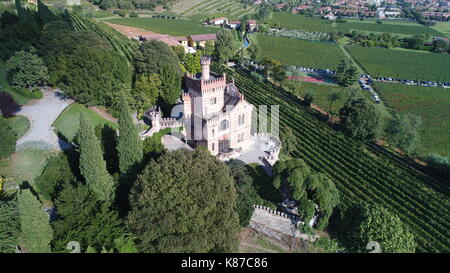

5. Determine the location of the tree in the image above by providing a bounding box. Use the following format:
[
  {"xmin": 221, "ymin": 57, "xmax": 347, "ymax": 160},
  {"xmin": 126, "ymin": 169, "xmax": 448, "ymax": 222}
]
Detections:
[
  {"xmin": 339, "ymin": 98, "xmax": 380, "ymax": 140},
  {"xmin": 0, "ymin": 117, "xmax": 16, "ymax": 159},
  {"xmin": 18, "ymin": 189, "xmax": 53, "ymax": 253},
  {"xmin": 95, "ymin": 123, "xmax": 119, "ymax": 174},
  {"xmin": 431, "ymin": 39, "xmax": 449, "ymax": 53},
  {"xmin": 52, "ymin": 182, "xmax": 124, "ymax": 252},
  {"xmin": 303, "ymin": 91, "xmax": 315, "ymax": 107},
  {"xmin": 0, "ymin": 92, "xmax": 21, "ymax": 118},
  {"xmin": 117, "ymin": 94, "xmax": 143, "ymax": 176},
  {"xmin": 273, "ymin": 159, "xmax": 311, "ymax": 199},
  {"xmin": 127, "ymin": 148, "xmax": 240, "ymax": 253},
  {"xmin": 184, "ymin": 53, "xmax": 201, "ymax": 74},
  {"xmin": 43, "ymin": 31, "xmax": 131, "ymax": 107},
  {"xmin": 0, "ymin": 195, "xmax": 20, "ymax": 253},
  {"xmin": 76, "ymin": 113, "xmax": 115, "ymax": 204},
  {"xmin": 273, "ymin": 160, "xmax": 339, "ymax": 230},
  {"xmin": 385, "ymin": 113, "xmax": 421, "ymax": 153},
  {"xmin": 215, "ymin": 29, "xmax": 236, "ymax": 63},
  {"xmin": 158, "ymin": 64, "xmax": 182, "ymax": 106},
  {"xmin": 35, "ymin": 153, "xmax": 76, "ymax": 201},
  {"xmin": 327, "ymin": 92, "xmax": 341, "ymax": 114},
  {"xmin": 134, "ymin": 40, "xmax": 181, "ymax": 77},
  {"xmin": 349, "ymin": 204, "xmax": 416, "ymax": 253},
  {"xmin": 280, "ymin": 127, "xmax": 298, "ymax": 156},
  {"xmin": 304, "ymin": 173, "xmax": 339, "ymax": 230},
  {"xmin": 226, "ymin": 160, "xmax": 258, "ymax": 226},
  {"xmin": 6, "ymin": 50, "xmax": 48, "ymax": 89},
  {"xmin": 334, "ymin": 59, "xmax": 358, "ymax": 86},
  {"xmin": 405, "ymin": 34, "xmax": 426, "ymax": 50},
  {"xmin": 131, "ymin": 73, "xmax": 160, "ymax": 114}
]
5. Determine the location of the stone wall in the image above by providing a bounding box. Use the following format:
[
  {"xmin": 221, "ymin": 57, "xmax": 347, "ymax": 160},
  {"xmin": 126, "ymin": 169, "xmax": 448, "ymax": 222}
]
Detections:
[{"xmin": 249, "ymin": 205, "xmax": 318, "ymax": 242}]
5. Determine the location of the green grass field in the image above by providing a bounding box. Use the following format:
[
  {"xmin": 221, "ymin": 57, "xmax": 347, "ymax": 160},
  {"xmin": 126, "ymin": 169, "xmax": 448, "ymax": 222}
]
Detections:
[
  {"xmin": 53, "ymin": 103, "xmax": 117, "ymax": 142},
  {"xmin": 374, "ymin": 82, "xmax": 450, "ymax": 157},
  {"xmin": 263, "ymin": 13, "xmax": 443, "ymax": 36},
  {"xmin": 7, "ymin": 115, "xmax": 30, "ymax": 139},
  {"xmin": 0, "ymin": 149, "xmax": 57, "ymax": 188},
  {"xmin": 0, "ymin": 61, "xmax": 30, "ymax": 105},
  {"xmin": 104, "ymin": 17, "xmax": 220, "ymax": 36},
  {"xmin": 255, "ymin": 35, "xmax": 345, "ymax": 69},
  {"xmin": 347, "ymin": 45, "xmax": 450, "ymax": 82},
  {"xmin": 432, "ymin": 21, "xmax": 450, "ymax": 37}
]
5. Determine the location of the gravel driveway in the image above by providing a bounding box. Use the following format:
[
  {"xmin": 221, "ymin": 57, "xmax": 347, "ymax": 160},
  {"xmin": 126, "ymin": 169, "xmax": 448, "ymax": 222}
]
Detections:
[{"xmin": 16, "ymin": 90, "xmax": 73, "ymax": 150}]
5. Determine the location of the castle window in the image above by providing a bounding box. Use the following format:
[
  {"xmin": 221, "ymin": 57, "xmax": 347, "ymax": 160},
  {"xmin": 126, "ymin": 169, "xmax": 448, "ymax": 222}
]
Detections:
[
  {"xmin": 219, "ymin": 120, "xmax": 229, "ymax": 131},
  {"xmin": 238, "ymin": 133, "xmax": 244, "ymax": 143},
  {"xmin": 210, "ymin": 98, "xmax": 216, "ymax": 105},
  {"xmin": 211, "ymin": 129, "xmax": 215, "ymax": 136},
  {"xmin": 238, "ymin": 114, "xmax": 245, "ymax": 126},
  {"xmin": 212, "ymin": 142, "xmax": 215, "ymax": 151}
]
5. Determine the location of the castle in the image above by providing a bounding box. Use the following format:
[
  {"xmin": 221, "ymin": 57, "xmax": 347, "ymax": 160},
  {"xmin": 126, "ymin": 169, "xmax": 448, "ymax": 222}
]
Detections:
[
  {"xmin": 183, "ymin": 57, "xmax": 253, "ymax": 156},
  {"xmin": 144, "ymin": 57, "xmax": 254, "ymax": 157}
]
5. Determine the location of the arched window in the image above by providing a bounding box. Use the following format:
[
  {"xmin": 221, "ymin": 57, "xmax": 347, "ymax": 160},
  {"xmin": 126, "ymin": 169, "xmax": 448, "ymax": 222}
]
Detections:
[{"xmin": 219, "ymin": 120, "xmax": 229, "ymax": 131}]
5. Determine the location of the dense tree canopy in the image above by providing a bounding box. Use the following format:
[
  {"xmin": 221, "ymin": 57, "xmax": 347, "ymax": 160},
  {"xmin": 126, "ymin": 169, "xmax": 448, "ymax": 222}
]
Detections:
[
  {"xmin": 127, "ymin": 148, "xmax": 240, "ymax": 253},
  {"xmin": 339, "ymin": 98, "xmax": 380, "ymax": 140},
  {"xmin": 334, "ymin": 59, "xmax": 358, "ymax": 87},
  {"xmin": 215, "ymin": 29, "xmax": 236, "ymax": 63},
  {"xmin": 43, "ymin": 30, "xmax": 131, "ymax": 108},
  {"xmin": 35, "ymin": 153, "xmax": 76, "ymax": 201},
  {"xmin": 336, "ymin": 203, "xmax": 416, "ymax": 253},
  {"xmin": 6, "ymin": 50, "xmax": 48, "ymax": 89},
  {"xmin": 131, "ymin": 73, "xmax": 160, "ymax": 114},
  {"xmin": 52, "ymin": 182, "xmax": 124, "ymax": 252},
  {"xmin": 226, "ymin": 160, "xmax": 258, "ymax": 226},
  {"xmin": 385, "ymin": 113, "xmax": 421, "ymax": 153},
  {"xmin": 134, "ymin": 40, "xmax": 181, "ymax": 76},
  {"xmin": 273, "ymin": 159, "xmax": 339, "ymax": 230}
]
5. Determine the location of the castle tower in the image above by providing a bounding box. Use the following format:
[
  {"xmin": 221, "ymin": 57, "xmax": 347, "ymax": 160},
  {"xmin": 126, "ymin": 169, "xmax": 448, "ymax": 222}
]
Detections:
[{"xmin": 201, "ymin": 56, "xmax": 211, "ymax": 81}]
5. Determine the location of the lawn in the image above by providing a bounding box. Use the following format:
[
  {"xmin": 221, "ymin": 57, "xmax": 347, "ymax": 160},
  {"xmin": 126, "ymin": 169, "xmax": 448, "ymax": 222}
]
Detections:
[
  {"xmin": 53, "ymin": 103, "xmax": 117, "ymax": 142},
  {"xmin": 0, "ymin": 149, "xmax": 57, "ymax": 189},
  {"xmin": 373, "ymin": 82, "xmax": 450, "ymax": 157},
  {"xmin": 263, "ymin": 13, "xmax": 443, "ymax": 36},
  {"xmin": 103, "ymin": 17, "xmax": 220, "ymax": 36},
  {"xmin": 347, "ymin": 45, "xmax": 450, "ymax": 82},
  {"xmin": 0, "ymin": 61, "xmax": 30, "ymax": 105},
  {"xmin": 255, "ymin": 35, "xmax": 345, "ymax": 69},
  {"xmin": 6, "ymin": 115, "xmax": 31, "ymax": 139},
  {"xmin": 432, "ymin": 21, "xmax": 450, "ymax": 37}
]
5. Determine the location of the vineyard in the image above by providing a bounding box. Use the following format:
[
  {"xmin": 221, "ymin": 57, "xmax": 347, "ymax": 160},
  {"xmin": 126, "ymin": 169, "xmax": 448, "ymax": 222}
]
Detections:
[
  {"xmin": 212, "ymin": 64, "xmax": 450, "ymax": 253},
  {"xmin": 374, "ymin": 82, "xmax": 450, "ymax": 157},
  {"xmin": 66, "ymin": 12, "xmax": 138, "ymax": 64},
  {"xmin": 347, "ymin": 46, "xmax": 450, "ymax": 82},
  {"xmin": 263, "ymin": 13, "xmax": 443, "ymax": 36},
  {"xmin": 173, "ymin": 0, "xmax": 257, "ymax": 19},
  {"xmin": 255, "ymin": 35, "xmax": 345, "ymax": 69}
]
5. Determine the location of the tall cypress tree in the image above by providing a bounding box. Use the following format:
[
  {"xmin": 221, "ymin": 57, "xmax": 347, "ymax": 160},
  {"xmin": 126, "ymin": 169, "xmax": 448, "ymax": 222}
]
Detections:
[
  {"xmin": 77, "ymin": 113, "xmax": 115, "ymax": 204},
  {"xmin": 18, "ymin": 189, "xmax": 53, "ymax": 253},
  {"xmin": 117, "ymin": 94, "xmax": 143, "ymax": 176}
]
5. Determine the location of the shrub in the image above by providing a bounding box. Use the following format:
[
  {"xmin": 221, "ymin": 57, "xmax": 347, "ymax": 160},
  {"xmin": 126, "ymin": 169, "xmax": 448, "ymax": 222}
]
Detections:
[
  {"xmin": 129, "ymin": 12, "xmax": 138, "ymax": 18},
  {"xmin": 0, "ymin": 91, "xmax": 21, "ymax": 117}
]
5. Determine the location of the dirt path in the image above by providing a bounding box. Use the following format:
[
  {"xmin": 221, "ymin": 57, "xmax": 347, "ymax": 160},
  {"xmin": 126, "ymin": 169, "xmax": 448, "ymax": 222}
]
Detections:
[{"xmin": 239, "ymin": 242, "xmax": 277, "ymax": 253}]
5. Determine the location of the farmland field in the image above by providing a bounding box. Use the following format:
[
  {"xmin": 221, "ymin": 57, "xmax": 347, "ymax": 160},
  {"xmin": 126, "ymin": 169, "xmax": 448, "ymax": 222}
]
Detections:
[
  {"xmin": 212, "ymin": 64, "xmax": 450, "ymax": 253},
  {"xmin": 347, "ymin": 46, "xmax": 450, "ymax": 82},
  {"xmin": 255, "ymin": 35, "xmax": 345, "ymax": 69},
  {"xmin": 263, "ymin": 13, "xmax": 443, "ymax": 36},
  {"xmin": 104, "ymin": 17, "xmax": 219, "ymax": 36},
  {"xmin": 374, "ymin": 82, "xmax": 450, "ymax": 157}
]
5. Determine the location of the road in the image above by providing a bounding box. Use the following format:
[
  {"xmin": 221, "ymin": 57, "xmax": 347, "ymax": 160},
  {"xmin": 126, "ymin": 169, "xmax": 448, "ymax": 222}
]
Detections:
[{"xmin": 16, "ymin": 89, "xmax": 73, "ymax": 151}]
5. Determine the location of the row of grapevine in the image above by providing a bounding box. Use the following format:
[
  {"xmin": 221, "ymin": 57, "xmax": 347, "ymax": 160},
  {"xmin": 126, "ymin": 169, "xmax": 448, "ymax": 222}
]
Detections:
[
  {"xmin": 212, "ymin": 64, "xmax": 450, "ymax": 253},
  {"xmin": 65, "ymin": 12, "xmax": 138, "ymax": 65}
]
